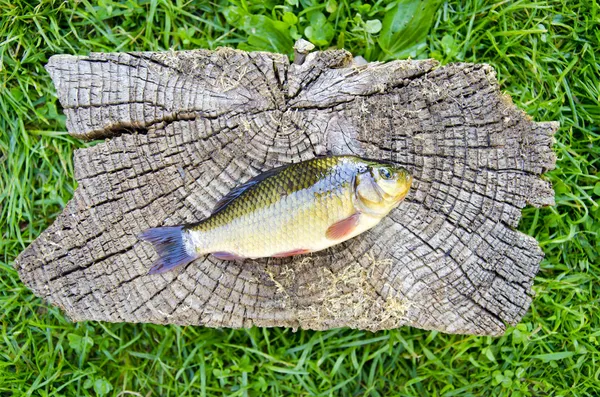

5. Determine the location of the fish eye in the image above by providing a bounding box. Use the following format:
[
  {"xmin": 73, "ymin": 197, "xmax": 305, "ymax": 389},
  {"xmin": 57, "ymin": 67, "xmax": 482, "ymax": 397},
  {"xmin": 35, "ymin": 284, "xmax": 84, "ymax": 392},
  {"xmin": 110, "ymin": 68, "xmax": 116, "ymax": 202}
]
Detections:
[{"xmin": 379, "ymin": 167, "xmax": 392, "ymax": 180}]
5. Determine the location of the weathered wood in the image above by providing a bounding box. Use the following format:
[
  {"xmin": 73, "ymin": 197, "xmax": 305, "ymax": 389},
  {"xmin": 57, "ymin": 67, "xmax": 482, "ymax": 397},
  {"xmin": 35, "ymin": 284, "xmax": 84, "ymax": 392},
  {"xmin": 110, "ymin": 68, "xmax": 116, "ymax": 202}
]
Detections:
[{"xmin": 15, "ymin": 46, "xmax": 557, "ymax": 335}]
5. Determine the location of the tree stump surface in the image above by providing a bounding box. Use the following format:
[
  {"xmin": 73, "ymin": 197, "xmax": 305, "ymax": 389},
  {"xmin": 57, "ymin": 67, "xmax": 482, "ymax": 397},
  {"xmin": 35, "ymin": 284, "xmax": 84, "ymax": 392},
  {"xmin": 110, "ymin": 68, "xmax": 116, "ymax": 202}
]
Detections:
[{"xmin": 15, "ymin": 46, "xmax": 557, "ymax": 335}]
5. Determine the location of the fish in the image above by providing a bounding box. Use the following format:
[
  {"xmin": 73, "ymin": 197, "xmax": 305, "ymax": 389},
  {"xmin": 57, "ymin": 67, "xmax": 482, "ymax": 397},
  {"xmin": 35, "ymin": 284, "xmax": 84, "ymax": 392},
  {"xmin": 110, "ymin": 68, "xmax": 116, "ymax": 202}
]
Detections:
[{"xmin": 140, "ymin": 155, "xmax": 412, "ymax": 274}]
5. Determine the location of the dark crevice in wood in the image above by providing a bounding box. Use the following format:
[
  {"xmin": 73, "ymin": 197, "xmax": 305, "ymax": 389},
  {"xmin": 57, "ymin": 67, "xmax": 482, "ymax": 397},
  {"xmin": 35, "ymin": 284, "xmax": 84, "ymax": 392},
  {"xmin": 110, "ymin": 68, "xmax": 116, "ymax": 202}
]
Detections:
[
  {"xmin": 91, "ymin": 124, "xmax": 150, "ymax": 139},
  {"xmin": 15, "ymin": 47, "xmax": 558, "ymax": 336}
]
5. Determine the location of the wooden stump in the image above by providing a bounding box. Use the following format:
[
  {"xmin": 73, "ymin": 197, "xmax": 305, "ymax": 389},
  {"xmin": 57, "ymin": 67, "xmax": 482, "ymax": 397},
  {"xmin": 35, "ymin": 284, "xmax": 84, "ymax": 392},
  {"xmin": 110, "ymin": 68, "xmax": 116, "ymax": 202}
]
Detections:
[{"xmin": 15, "ymin": 46, "xmax": 557, "ymax": 335}]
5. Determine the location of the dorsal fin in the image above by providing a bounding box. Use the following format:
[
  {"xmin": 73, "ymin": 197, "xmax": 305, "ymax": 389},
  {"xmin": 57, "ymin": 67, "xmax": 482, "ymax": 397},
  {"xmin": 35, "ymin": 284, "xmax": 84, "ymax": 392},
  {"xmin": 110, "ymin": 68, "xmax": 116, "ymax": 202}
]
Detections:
[{"xmin": 211, "ymin": 163, "xmax": 291, "ymax": 216}]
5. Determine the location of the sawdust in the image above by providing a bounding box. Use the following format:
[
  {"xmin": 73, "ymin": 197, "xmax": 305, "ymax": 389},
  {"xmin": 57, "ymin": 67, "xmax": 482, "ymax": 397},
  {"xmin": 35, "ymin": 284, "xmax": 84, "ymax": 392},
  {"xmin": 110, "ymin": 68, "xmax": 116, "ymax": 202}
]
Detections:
[{"xmin": 265, "ymin": 254, "xmax": 411, "ymax": 331}]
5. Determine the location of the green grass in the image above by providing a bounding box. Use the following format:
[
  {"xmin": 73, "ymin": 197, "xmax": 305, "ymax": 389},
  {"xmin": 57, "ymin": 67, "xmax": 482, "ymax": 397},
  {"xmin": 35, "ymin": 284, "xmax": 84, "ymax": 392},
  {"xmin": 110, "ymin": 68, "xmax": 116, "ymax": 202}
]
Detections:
[{"xmin": 1, "ymin": 0, "xmax": 599, "ymax": 395}]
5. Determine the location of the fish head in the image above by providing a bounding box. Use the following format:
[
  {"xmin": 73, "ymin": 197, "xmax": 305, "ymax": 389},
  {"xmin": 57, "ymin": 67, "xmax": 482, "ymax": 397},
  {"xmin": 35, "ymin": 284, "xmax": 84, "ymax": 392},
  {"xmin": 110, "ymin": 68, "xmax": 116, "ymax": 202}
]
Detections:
[{"xmin": 354, "ymin": 159, "xmax": 413, "ymax": 216}]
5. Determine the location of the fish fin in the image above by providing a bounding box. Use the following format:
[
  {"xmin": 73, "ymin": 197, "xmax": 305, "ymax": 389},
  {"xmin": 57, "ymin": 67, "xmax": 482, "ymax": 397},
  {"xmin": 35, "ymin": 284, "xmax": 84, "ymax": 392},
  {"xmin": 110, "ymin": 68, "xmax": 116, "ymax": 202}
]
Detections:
[
  {"xmin": 139, "ymin": 226, "xmax": 197, "ymax": 274},
  {"xmin": 326, "ymin": 213, "xmax": 361, "ymax": 240},
  {"xmin": 272, "ymin": 249, "xmax": 311, "ymax": 258},
  {"xmin": 212, "ymin": 251, "xmax": 245, "ymax": 261},
  {"xmin": 211, "ymin": 164, "xmax": 291, "ymax": 215}
]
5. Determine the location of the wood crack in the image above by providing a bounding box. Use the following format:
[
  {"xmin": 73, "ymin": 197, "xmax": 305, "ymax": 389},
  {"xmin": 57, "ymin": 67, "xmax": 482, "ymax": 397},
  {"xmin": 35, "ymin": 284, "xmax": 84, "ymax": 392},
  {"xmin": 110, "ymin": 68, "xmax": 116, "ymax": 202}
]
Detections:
[{"xmin": 15, "ymin": 47, "xmax": 557, "ymax": 336}]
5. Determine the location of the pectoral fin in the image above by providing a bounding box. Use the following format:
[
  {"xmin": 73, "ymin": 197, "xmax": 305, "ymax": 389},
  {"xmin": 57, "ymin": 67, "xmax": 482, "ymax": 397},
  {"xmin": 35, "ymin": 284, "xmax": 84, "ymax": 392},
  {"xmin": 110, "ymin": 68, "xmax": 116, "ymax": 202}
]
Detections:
[{"xmin": 326, "ymin": 213, "xmax": 361, "ymax": 240}]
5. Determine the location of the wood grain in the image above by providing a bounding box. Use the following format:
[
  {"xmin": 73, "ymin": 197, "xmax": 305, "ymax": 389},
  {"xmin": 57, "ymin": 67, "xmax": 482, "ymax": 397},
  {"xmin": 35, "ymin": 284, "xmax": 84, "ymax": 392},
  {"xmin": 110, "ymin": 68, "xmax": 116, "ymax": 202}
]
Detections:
[{"xmin": 15, "ymin": 46, "xmax": 557, "ymax": 335}]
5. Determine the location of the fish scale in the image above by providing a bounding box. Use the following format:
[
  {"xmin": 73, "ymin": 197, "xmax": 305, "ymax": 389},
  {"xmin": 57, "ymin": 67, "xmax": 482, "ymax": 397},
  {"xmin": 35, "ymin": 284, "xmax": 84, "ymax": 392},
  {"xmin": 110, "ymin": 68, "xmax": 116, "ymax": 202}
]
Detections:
[
  {"xmin": 191, "ymin": 157, "xmax": 378, "ymax": 257},
  {"xmin": 140, "ymin": 155, "xmax": 412, "ymax": 274}
]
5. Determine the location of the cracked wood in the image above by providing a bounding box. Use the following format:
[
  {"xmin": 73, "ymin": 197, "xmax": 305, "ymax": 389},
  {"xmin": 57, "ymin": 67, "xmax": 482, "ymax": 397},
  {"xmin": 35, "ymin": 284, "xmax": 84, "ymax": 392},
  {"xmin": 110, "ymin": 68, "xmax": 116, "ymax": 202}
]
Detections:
[{"xmin": 14, "ymin": 47, "xmax": 557, "ymax": 335}]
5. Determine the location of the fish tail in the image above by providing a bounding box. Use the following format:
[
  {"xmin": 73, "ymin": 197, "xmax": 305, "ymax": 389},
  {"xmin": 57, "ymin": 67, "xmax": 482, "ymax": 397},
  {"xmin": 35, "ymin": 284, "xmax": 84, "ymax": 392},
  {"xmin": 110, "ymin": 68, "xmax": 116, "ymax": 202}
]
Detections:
[{"xmin": 139, "ymin": 226, "xmax": 198, "ymax": 274}]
